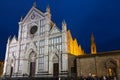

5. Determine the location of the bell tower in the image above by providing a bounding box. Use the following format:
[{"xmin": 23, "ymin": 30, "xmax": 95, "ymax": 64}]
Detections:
[{"xmin": 90, "ymin": 34, "xmax": 97, "ymax": 54}]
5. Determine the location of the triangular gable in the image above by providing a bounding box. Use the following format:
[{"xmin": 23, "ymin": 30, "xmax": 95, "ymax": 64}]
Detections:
[
  {"xmin": 50, "ymin": 25, "xmax": 61, "ymax": 35},
  {"xmin": 10, "ymin": 36, "xmax": 18, "ymax": 44},
  {"xmin": 22, "ymin": 6, "xmax": 45, "ymax": 23},
  {"xmin": 67, "ymin": 30, "xmax": 73, "ymax": 40}
]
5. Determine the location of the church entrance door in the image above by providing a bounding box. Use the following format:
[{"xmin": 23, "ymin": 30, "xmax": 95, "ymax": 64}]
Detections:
[
  {"xmin": 10, "ymin": 67, "xmax": 13, "ymax": 77},
  {"xmin": 30, "ymin": 62, "xmax": 35, "ymax": 77},
  {"xmin": 29, "ymin": 51, "xmax": 36, "ymax": 77},
  {"xmin": 53, "ymin": 63, "xmax": 59, "ymax": 77}
]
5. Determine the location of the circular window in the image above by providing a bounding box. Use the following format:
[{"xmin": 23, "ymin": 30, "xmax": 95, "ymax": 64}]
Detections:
[{"xmin": 30, "ymin": 25, "xmax": 38, "ymax": 34}]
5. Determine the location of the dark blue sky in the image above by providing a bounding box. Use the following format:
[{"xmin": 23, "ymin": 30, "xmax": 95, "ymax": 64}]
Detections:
[{"xmin": 0, "ymin": 0, "xmax": 120, "ymax": 60}]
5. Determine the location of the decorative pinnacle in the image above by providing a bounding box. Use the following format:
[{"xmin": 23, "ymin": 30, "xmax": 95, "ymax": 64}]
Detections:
[
  {"xmin": 8, "ymin": 36, "xmax": 12, "ymax": 43},
  {"xmin": 62, "ymin": 20, "xmax": 67, "ymax": 27},
  {"xmin": 62, "ymin": 20, "xmax": 67, "ymax": 31},
  {"xmin": 20, "ymin": 16, "xmax": 23, "ymax": 21},
  {"xmin": 33, "ymin": 1, "xmax": 37, "ymax": 7},
  {"xmin": 46, "ymin": 5, "xmax": 50, "ymax": 13}
]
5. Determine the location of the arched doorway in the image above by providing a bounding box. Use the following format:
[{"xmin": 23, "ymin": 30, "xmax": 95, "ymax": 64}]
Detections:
[
  {"xmin": 10, "ymin": 59, "xmax": 14, "ymax": 77},
  {"xmin": 52, "ymin": 54, "xmax": 59, "ymax": 77},
  {"xmin": 105, "ymin": 59, "xmax": 117, "ymax": 77},
  {"xmin": 29, "ymin": 51, "xmax": 36, "ymax": 77}
]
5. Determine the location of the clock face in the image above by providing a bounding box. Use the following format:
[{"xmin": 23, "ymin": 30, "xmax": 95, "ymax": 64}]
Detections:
[{"xmin": 30, "ymin": 26, "xmax": 38, "ymax": 34}]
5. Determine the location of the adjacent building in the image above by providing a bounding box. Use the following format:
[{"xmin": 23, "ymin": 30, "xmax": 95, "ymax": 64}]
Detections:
[
  {"xmin": 76, "ymin": 51, "xmax": 120, "ymax": 79},
  {"xmin": 0, "ymin": 61, "xmax": 4, "ymax": 78}
]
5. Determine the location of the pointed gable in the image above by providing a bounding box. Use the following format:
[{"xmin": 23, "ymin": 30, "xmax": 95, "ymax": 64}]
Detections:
[
  {"xmin": 10, "ymin": 36, "xmax": 18, "ymax": 44},
  {"xmin": 21, "ymin": 6, "xmax": 45, "ymax": 23},
  {"xmin": 50, "ymin": 25, "xmax": 61, "ymax": 35}
]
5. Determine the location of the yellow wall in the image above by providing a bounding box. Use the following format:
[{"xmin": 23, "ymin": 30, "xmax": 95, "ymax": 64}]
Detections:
[{"xmin": 67, "ymin": 30, "xmax": 85, "ymax": 56}]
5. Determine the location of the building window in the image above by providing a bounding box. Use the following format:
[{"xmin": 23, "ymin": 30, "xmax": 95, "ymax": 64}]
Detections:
[
  {"xmin": 39, "ymin": 19, "xmax": 45, "ymax": 36},
  {"xmin": 48, "ymin": 36, "xmax": 62, "ymax": 52},
  {"xmin": 39, "ymin": 47, "xmax": 44, "ymax": 55},
  {"xmin": 38, "ymin": 57, "xmax": 44, "ymax": 71}
]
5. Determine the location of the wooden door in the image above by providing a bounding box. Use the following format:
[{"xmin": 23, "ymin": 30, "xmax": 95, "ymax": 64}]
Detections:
[
  {"xmin": 10, "ymin": 67, "xmax": 13, "ymax": 77},
  {"xmin": 53, "ymin": 63, "xmax": 59, "ymax": 77},
  {"xmin": 30, "ymin": 62, "xmax": 35, "ymax": 77}
]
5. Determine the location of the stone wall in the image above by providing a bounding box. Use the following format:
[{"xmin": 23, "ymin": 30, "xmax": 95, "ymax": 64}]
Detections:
[
  {"xmin": 76, "ymin": 51, "xmax": 120, "ymax": 79},
  {"xmin": 76, "ymin": 57, "xmax": 96, "ymax": 77},
  {"xmin": 68, "ymin": 54, "xmax": 76, "ymax": 77}
]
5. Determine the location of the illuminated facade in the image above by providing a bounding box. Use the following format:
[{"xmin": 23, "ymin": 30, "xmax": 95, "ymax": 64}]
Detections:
[
  {"xmin": 3, "ymin": 2, "xmax": 120, "ymax": 80},
  {"xmin": 3, "ymin": 3, "xmax": 84, "ymax": 78}
]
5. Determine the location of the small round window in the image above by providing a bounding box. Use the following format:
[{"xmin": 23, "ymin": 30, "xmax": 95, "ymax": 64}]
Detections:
[{"xmin": 30, "ymin": 25, "xmax": 38, "ymax": 34}]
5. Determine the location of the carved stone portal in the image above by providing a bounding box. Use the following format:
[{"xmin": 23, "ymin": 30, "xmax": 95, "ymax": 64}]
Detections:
[
  {"xmin": 105, "ymin": 59, "xmax": 117, "ymax": 77},
  {"xmin": 29, "ymin": 51, "xmax": 36, "ymax": 77}
]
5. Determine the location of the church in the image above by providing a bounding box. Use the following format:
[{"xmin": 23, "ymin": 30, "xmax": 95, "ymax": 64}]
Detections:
[
  {"xmin": 3, "ymin": 3, "xmax": 84, "ymax": 78},
  {"xmin": 3, "ymin": 2, "xmax": 120, "ymax": 80}
]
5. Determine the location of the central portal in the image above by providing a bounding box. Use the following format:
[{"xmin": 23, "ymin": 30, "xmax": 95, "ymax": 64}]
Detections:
[
  {"xmin": 52, "ymin": 53, "xmax": 59, "ymax": 77},
  {"xmin": 105, "ymin": 59, "xmax": 117, "ymax": 78},
  {"xmin": 30, "ymin": 62, "xmax": 36, "ymax": 77},
  {"xmin": 29, "ymin": 51, "xmax": 36, "ymax": 77},
  {"xmin": 53, "ymin": 63, "xmax": 59, "ymax": 77}
]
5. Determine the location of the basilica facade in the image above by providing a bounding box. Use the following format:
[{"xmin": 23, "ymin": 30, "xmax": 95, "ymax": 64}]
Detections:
[
  {"xmin": 3, "ymin": 2, "xmax": 120, "ymax": 80},
  {"xmin": 3, "ymin": 3, "xmax": 84, "ymax": 78}
]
